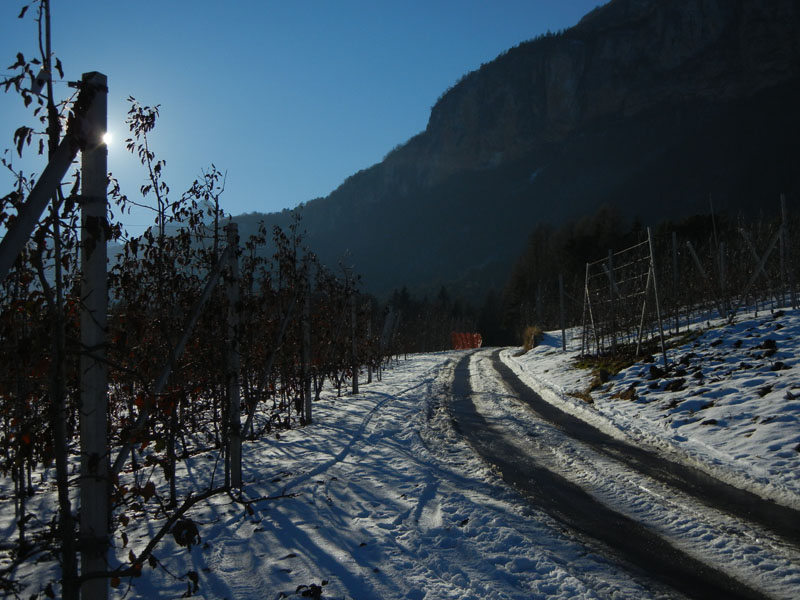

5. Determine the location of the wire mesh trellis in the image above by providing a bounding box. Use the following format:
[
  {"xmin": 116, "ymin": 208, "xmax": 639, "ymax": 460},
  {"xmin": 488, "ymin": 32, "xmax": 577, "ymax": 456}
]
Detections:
[
  {"xmin": 657, "ymin": 197, "xmax": 798, "ymax": 332},
  {"xmin": 581, "ymin": 229, "xmax": 667, "ymax": 364}
]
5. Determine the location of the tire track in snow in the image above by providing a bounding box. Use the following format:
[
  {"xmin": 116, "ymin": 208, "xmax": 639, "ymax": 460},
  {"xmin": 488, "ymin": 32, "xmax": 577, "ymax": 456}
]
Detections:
[
  {"xmin": 489, "ymin": 349, "xmax": 800, "ymax": 545},
  {"xmin": 475, "ymin": 351, "xmax": 800, "ymax": 598},
  {"xmin": 275, "ymin": 363, "xmax": 444, "ymax": 495},
  {"xmin": 451, "ymin": 351, "xmax": 770, "ymax": 600}
]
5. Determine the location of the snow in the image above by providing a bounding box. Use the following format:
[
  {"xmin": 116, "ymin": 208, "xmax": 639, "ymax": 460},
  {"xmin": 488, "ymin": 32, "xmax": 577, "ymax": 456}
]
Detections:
[
  {"xmin": 473, "ymin": 349, "xmax": 800, "ymax": 599},
  {"xmin": 503, "ymin": 307, "xmax": 800, "ymax": 511},
  {"xmin": 2, "ymin": 308, "xmax": 800, "ymax": 599},
  {"xmin": 103, "ymin": 354, "xmax": 671, "ymax": 599}
]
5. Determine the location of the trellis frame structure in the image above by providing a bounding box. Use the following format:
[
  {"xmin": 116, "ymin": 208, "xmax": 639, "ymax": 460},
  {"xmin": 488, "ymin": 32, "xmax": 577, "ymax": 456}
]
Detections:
[{"xmin": 581, "ymin": 227, "xmax": 668, "ymax": 367}]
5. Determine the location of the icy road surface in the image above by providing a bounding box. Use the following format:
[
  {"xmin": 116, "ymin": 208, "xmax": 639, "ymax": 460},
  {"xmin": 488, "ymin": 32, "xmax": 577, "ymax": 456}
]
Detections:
[{"xmin": 459, "ymin": 349, "xmax": 800, "ymax": 600}]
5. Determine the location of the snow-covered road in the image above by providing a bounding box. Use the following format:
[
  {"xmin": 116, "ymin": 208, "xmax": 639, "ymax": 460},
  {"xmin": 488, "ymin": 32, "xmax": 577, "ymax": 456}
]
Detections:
[
  {"xmin": 97, "ymin": 352, "xmax": 695, "ymax": 599},
  {"xmin": 460, "ymin": 349, "xmax": 800, "ymax": 600},
  {"xmin": 7, "ymin": 310, "xmax": 799, "ymax": 599}
]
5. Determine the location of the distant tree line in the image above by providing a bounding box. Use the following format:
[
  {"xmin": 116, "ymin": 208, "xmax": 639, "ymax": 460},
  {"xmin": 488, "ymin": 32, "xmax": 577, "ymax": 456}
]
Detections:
[
  {"xmin": 383, "ymin": 285, "xmax": 479, "ymax": 353},
  {"xmin": 500, "ymin": 200, "xmax": 799, "ymax": 350}
]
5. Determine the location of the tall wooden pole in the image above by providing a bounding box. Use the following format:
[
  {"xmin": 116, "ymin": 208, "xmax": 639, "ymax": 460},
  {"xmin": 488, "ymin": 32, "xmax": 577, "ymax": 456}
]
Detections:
[
  {"xmin": 672, "ymin": 231, "xmax": 679, "ymax": 333},
  {"xmin": 647, "ymin": 227, "xmax": 669, "ymax": 368},
  {"xmin": 559, "ymin": 273, "xmax": 566, "ymax": 352},
  {"xmin": 78, "ymin": 71, "xmax": 109, "ymax": 600},
  {"xmin": 781, "ymin": 194, "xmax": 795, "ymax": 308},
  {"xmin": 581, "ymin": 263, "xmax": 590, "ymax": 356},
  {"xmin": 607, "ymin": 249, "xmax": 617, "ymax": 354},
  {"xmin": 302, "ymin": 263, "xmax": 313, "ymax": 424},
  {"xmin": 366, "ymin": 310, "xmax": 374, "ymax": 382},
  {"xmin": 351, "ymin": 291, "xmax": 359, "ymax": 395},
  {"xmin": 225, "ymin": 223, "xmax": 242, "ymax": 490},
  {"xmin": 719, "ymin": 241, "xmax": 728, "ymax": 317}
]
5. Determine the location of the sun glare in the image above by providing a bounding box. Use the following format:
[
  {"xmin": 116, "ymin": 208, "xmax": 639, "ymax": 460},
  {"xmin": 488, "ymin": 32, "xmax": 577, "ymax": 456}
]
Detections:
[{"xmin": 102, "ymin": 131, "xmax": 112, "ymax": 146}]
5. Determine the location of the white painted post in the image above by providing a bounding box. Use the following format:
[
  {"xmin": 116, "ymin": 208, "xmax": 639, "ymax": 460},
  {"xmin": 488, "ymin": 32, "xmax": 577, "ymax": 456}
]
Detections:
[{"xmin": 78, "ymin": 72, "xmax": 109, "ymax": 600}]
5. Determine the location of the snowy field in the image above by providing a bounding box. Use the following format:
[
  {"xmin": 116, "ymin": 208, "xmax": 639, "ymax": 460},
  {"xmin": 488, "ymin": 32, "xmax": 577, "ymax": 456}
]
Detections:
[
  {"xmin": 504, "ymin": 307, "xmax": 800, "ymax": 510},
  {"xmin": 2, "ymin": 308, "xmax": 799, "ymax": 599}
]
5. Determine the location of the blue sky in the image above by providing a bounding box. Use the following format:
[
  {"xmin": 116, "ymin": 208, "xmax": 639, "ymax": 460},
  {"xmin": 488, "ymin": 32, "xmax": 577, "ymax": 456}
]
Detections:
[{"xmin": 2, "ymin": 1, "xmax": 606, "ymax": 236}]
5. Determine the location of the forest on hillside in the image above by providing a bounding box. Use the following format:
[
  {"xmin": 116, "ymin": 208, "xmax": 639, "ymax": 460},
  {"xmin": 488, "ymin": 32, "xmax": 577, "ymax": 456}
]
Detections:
[
  {"xmin": 500, "ymin": 200, "xmax": 799, "ymax": 347},
  {"xmin": 378, "ymin": 198, "xmax": 799, "ymax": 351}
]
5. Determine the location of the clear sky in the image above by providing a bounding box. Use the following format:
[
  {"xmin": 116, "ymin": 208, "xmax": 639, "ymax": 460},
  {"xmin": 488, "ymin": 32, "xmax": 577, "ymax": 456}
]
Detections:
[{"xmin": 2, "ymin": 1, "xmax": 606, "ymax": 236}]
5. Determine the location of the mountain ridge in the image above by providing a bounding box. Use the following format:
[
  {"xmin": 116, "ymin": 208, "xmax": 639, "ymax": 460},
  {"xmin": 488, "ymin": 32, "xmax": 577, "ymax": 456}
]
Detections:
[{"xmin": 235, "ymin": 0, "xmax": 800, "ymax": 302}]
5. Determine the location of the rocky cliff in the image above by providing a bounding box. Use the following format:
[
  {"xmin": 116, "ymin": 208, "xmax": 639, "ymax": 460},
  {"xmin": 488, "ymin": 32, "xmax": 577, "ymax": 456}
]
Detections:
[
  {"xmin": 238, "ymin": 0, "xmax": 800, "ymax": 302},
  {"xmin": 397, "ymin": 0, "xmax": 800, "ymax": 185}
]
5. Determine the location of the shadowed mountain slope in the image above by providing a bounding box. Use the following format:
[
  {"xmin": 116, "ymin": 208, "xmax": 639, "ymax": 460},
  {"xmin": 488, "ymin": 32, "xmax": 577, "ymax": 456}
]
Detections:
[{"xmin": 236, "ymin": 0, "xmax": 800, "ymax": 301}]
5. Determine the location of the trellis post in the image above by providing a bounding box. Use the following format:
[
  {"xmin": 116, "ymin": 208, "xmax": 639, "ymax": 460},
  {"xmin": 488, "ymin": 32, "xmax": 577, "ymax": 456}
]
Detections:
[
  {"xmin": 781, "ymin": 194, "xmax": 796, "ymax": 308},
  {"xmin": 581, "ymin": 263, "xmax": 591, "ymax": 355},
  {"xmin": 719, "ymin": 241, "xmax": 729, "ymax": 316},
  {"xmin": 647, "ymin": 227, "xmax": 668, "ymax": 367},
  {"xmin": 78, "ymin": 71, "xmax": 109, "ymax": 600},
  {"xmin": 671, "ymin": 231, "xmax": 679, "ymax": 333},
  {"xmin": 351, "ymin": 291, "xmax": 359, "ymax": 395},
  {"xmin": 559, "ymin": 273, "xmax": 566, "ymax": 352},
  {"xmin": 225, "ymin": 223, "xmax": 242, "ymax": 490},
  {"xmin": 302, "ymin": 261, "xmax": 313, "ymax": 424},
  {"xmin": 606, "ymin": 249, "xmax": 617, "ymax": 354}
]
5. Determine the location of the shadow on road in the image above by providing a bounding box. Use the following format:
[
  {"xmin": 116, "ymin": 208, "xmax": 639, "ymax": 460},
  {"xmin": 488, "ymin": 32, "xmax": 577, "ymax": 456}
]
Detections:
[
  {"xmin": 489, "ymin": 350, "xmax": 800, "ymax": 544},
  {"xmin": 451, "ymin": 352, "xmax": 769, "ymax": 600}
]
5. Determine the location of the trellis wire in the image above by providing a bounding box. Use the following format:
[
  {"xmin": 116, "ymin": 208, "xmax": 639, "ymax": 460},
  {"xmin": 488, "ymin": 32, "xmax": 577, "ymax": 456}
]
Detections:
[{"xmin": 581, "ymin": 230, "xmax": 667, "ymax": 365}]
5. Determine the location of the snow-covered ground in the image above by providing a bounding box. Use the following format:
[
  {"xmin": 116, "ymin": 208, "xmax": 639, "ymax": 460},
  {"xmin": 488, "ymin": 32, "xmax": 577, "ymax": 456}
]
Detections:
[
  {"xmin": 2, "ymin": 307, "xmax": 799, "ymax": 599},
  {"xmin": 106, "ymin": 354, "xmax": 678, "ymax": 600},
  {"xmin": 503, "ymin": 307, "xmax": 800, "ymax": 511},
  {"xmin": 475, "ymin": 347, "xmax": 800, "ymax": 599}
]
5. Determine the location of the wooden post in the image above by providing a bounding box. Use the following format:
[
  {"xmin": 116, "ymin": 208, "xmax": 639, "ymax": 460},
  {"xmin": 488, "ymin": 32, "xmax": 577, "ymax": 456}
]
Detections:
[
  {"xmin": 225, "ymin": 223, "xmax": 242, "ymax": 490},
  {"xmin": 719, "ymin": 241, "xmax": 728, "ymax": 317},
  {"xmin": 672, "ymin": 231, "xmax": 679, "ymax": 333},
  {"xmin": 78, "ymin": 72, "xmax": 109, "ymax": 600},
  {"xmin": 351, "ymin": 292, "xmax": 359, "ymax": 395},
  {"xmin": 686, "ymin": 240, "xmax": 726, "ymax": 319},
  {"xmin": 581, "ymin": 263, "xmax": 590, "ymax": 356},
  {"xmin": 731, "ymin": 228, "xmax": 782, "ymax": 317},
  {"xmin": 607, "ymin": 249, "xmax": 617, "ymax": 354},
  {"xmin": 559, "ymin": 273, "xmax": 566, "ymax": 352},
  {"xmin": 647, "ymin": 227, "xmax": 669, "ymax": 368},
  {"xmin": 365, "ymin": 308, "xmax": 373, "ymax": 383},
  {"xmin": 635, "ymin": 256, "xmax": 653, "ymax": 357},
  {"xmin": 302, "ymin": 263, "xmax": 313, "ymax": 424},
  {"xmin": 378, "ymin": 309, "xmax": 396, "ymax": 379},
  {"xmin": 781, "ymin": 194, "xmax": 796, "ymax": 309}
]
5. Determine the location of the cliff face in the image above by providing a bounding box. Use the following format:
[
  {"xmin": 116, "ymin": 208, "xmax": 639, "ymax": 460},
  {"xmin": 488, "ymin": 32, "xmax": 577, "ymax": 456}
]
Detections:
[
  {"xmin": 412, "ymin": 0, "xmax": 800, "ymax": 182},
  {"xmin": 241, "ymin": 0, "xmax": 800, "ymax": 301}
]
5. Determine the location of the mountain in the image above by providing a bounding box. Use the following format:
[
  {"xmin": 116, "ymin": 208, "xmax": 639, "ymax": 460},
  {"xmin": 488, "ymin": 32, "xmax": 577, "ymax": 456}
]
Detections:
[{"xmin": 236, "ymin": 0, "xmax": 800, "ymax": 303}]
